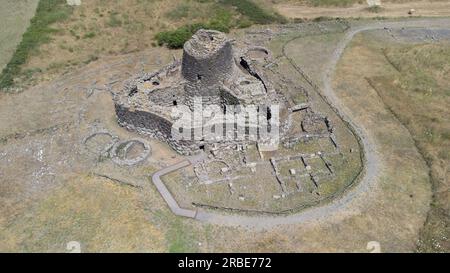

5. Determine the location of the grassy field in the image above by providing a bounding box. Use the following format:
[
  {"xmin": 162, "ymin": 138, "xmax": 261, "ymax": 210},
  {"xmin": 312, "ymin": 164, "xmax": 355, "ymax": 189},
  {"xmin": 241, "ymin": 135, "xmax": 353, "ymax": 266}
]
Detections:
[
  {"xmin": 139, "ymin": 0, "xmax": 286, "ymax": 48},
  {"xmin": 0, "ymin": 0, "xmax": 39, "ymax": 76},
  {"xmin": 368, "ymin": 43, "xmax": 450, "ymax": 253},
  {"xmin": 265, "ymin": 0, "xmax": 450, "ymax": 20},
  {"xmin": 1, "ymin": 0, "xmax": 448, "ymax": 253},
  {"xmin": 0, "ymin": 0, "xmax": 286, "ymax": 90},
  {"xmin": 3, "ymin": 0, "xmax": 438, "ymax": 90},
  {"xmin": 306, "ymin": 0, "xmax": 361, "ymax": 6},
  {"xmin": 0, "ymin": 175, "xmax": 167, "ymax": 252},
  {"xmin": 260, "ymin": 0, "xmax": 442, "ymax": 7},
  {"xmin": 0, "ymin": 47, "xmax": 207, "ymax": 252},
  {"xmin": 0, "ymin": 0, "xmax": 72, "ymax": 89},
  {"xmin": 343, "ymin": 32, "xmax": 450, "ymax": 252}
]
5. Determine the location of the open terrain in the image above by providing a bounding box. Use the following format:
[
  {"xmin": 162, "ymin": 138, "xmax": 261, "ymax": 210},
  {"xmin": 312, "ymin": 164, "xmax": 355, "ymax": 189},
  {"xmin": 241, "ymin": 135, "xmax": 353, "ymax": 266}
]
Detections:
[
  {"xmin": 1, "ymin": 18, "xmax": 449, "ymax": 252},
  {"xmin": 0, "ymin": 0, "xmax": 285, "ymax": 90},
  {"xmin": 0, "ymin": 1, "xmax": 448, "ymax": 252},
  {"xmin": 338, "ymin": 29, "xmax": 450, "ymax": 252},
  {"xmin": 0, "ymin": 0, "xmax": 39, "ymax": 71},
  {"xmin": 272, "ymin": 0, "xmax": 450, "ymax": 19}
]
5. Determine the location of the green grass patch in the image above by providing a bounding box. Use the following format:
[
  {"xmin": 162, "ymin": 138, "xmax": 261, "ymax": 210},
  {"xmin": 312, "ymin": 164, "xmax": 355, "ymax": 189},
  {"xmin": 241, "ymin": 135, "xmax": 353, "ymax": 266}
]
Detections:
[
  {"xmin": 165, "ymin": 3, "xmax": 191, "ymax": 20},
  {"xmin": 0, "ymin": 0, "xmax": 72, "ymax": 89},
  {"xmin": 152, "ymin": 210, "xmax": 199, "ymax": 253},
  {"xmin": 155, "ymin": 9, "xmax": 233, "ymax": 49},
  {"xmin": 364, "ymin": 41, "xmax": 450, "ymax": 252},
  {"xmin": 156, "ymin": 0, "xmax": 286, "ymax": 49},
  {"xmin": 106, "ymin": 13, "xmax": 122, "ymax": 27},
  {"xmin": 155, "ymin": 24, "xmax": 209, "ymax": 49},
  {"xmin": 384, "ymin": 44, "xmax": 450, "ymax": 94},
  {"xmin": 166, "ymin": 218, "xmax": 196, "ymax": 253},
  {"xmin": 220, "ymin": 0, "xmax": 287, "ymax": 24},
  {"xmin": 83, "ymin": 31, "xmax": 96, "ymax": 39}
]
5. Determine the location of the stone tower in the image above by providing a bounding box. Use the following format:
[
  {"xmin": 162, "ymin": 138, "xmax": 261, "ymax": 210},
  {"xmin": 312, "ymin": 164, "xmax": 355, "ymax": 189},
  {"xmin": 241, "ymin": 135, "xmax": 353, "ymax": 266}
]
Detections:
[
  {"xmin": 112, "ymin": 29, "xmax": 291, "ymax": 155},
  {"xmin": 182, "ymin": 29, "xmax": 234, "ymax": 108}
]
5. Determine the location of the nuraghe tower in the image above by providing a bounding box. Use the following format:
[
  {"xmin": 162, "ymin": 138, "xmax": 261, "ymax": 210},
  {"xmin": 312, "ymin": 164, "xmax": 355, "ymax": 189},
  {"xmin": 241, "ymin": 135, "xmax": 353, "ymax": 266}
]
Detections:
[{"xmin": 112, "ymin": 29, "xmax": 298, "ymax": 155}]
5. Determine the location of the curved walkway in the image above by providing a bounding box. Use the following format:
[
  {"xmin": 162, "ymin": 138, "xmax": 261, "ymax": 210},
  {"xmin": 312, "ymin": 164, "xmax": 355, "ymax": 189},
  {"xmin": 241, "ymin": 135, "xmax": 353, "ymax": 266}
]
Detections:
[{"xmin": 151, "ymin": 18, "xmax": 450, "ymax": 228}]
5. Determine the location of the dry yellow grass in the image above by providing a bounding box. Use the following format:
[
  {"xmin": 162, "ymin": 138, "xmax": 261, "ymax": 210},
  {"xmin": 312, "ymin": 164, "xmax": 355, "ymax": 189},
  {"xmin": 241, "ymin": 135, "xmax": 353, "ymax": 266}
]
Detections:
[
  {"xmin": 353, "ymin": 33, "xmax": 450, "ymax": 252},
  {"xmin": 271, "ymin": 0, "xmax": 450, "ymax": 19},
  {"xmin": 0, "ymin": 175, "xmax": 166, "ymax": 252},
  {"xmin": 18, "ymin": 0, "xmax": 221, "ymax": 86},
  {"xmin": 1, "ymin": 0, "xmax": 447, "ymax": 252}
]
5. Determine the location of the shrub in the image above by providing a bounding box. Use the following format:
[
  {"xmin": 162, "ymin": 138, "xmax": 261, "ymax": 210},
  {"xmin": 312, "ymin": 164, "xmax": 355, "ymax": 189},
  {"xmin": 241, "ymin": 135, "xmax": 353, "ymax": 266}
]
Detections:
[
  {"xmin": 308, "ymin": 0, "xmax": 357, "ymax": 7},
  {"xmin": 156, "ymin": 0, "xmax": 287, "ymax": 49},
  {"xmin": 155, "ymin": 9, "xmax": 233, "ymax": 49},
  {"xmin": 155, "ymin": 23, "xmax": 208, "ymax": 49}
]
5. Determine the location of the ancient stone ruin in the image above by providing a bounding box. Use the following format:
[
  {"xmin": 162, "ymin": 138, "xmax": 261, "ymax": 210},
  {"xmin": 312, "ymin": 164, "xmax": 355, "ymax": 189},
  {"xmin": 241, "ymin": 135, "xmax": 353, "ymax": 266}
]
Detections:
[
  {"xmin": 112, "ymin": 29, "xmax": 292, "ymax": 155},
  {"xmin": 112, "ymin": 29, "xmax": 336, "ymax": 158},
  {"xmin": 110, "ymin": 28, "xmax": 354, "ymax": 214}
]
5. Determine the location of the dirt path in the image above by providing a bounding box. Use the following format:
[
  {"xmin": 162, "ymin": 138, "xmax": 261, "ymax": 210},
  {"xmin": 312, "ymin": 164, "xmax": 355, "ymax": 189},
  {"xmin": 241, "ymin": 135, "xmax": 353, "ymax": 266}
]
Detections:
[
  {"xmin": 182, "ymin": 18, "xmax": 450, "ymax": 229},
  {"xmin": 276, "ymin": 1, "xmax": 450, "ymax": 19}
]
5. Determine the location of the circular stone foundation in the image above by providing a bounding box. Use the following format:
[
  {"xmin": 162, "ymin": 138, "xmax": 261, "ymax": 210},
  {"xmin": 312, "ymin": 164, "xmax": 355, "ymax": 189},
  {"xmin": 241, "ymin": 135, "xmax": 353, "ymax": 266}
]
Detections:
[
  {"xmin": 110, "ymin": 139, "xmax": 151, "ymax": 166},
  {"xmin": 83, "ymin": 130, "xmax": 119, "ymax": 156}
]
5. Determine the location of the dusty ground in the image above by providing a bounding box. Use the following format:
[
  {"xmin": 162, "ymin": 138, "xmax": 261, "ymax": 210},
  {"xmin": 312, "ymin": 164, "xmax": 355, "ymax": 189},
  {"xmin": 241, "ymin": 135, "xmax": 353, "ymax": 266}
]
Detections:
[
  {"xmin": 274, "ymin": 1, "xmax": 450, "ymax": 19},
  {"xmin": 1, "ymin": 0, "xmax": 449, "ymax": 252},
  {"xmin": 0, "ymin": 0, "xmax": 39, "ymax": 70},
  {"xmin": 2, "ymin": 18, "xmax": 448, "ymax": 252}
]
